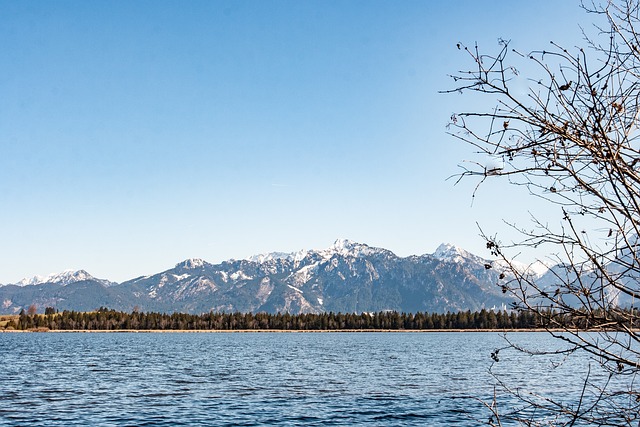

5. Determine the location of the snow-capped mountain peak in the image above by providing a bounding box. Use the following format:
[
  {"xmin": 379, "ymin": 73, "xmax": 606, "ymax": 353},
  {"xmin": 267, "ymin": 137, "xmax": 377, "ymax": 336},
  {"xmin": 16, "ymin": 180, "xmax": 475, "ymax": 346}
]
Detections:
[
  {"xmin": 495, "ymin": 258, "xmax": 550, "ymax": 278},
  {"xmin": 175, "ymin": 258, "xmax": 208, "ymax": 269},
  {"xmin": 433, "ymin": 243, "xmax": 550, "ymax": 278},
  {"xmin": 246, "ymin": 239, "xmax": 382, "ymax": 265},
  {"xmin": 331, "ymin": 238, "xmax": 358, "ymax": 251},
  {"xmin": 14, "ymin": 269, "xmax": 114, "ymax": 287},
  {"xmin": 326, "ymin": 238, "xmax": 380, "ymax": 258},
  {"xmin": 433, "ymin": 243, "xmax": 473, "ymax": 263},
  {"xmin": 248, "ymin": 252, "xmax": 295, "ymax": 263}
]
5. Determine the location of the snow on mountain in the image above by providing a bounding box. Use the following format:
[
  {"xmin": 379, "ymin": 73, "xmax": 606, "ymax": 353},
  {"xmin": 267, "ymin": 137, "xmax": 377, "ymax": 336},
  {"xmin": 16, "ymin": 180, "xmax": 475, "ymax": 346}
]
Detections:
[
  {"xmin": 248, "ymin": 239, "xmax": 390, "ymax": 265},
  {"xmin": 433, "ymin": 242, "xmax": 550, "ymax": 278},
  {"xmin": 323, "ymin": 238, "xmax": 383, "ymax": 258},
  {"xmin": 175, "ymin": 258, "xmax": 209, "ymax": 270},
  {"xmin": 13, "ymin": 269, "xmax": 115, "ymax": 287},
  {"xmin": 0, "ymin": 239, "xmax": 525, "ymax": 314},
  {"xmin": 432, "ymin": 243, "xmax": 477, "ymax": 263},
  {"xmin": 248, "ymin": 252, "xmax": 294, "ymax": 263},
  {"xmin": 496, "ymin": 259, "xmax": 550, "ymax": 278}
]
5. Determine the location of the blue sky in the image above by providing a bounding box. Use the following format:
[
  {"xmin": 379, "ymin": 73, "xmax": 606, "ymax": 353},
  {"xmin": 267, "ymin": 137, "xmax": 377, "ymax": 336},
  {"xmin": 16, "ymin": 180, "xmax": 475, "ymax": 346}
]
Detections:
[{"xmin": 0, "ymin": 0, "xmax": 588, "ymax": 283}]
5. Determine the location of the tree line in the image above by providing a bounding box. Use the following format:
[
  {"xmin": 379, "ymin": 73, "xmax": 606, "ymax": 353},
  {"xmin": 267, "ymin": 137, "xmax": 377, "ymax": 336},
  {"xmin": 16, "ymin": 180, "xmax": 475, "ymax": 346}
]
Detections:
[{"xmin": 4, "ymin": 306, "xmax": 618, "ymax": 331}]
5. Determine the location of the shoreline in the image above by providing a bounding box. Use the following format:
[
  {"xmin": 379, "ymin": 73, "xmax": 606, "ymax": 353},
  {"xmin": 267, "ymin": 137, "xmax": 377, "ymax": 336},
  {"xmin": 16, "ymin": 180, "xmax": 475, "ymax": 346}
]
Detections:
[{"xmin": 2, "ymin": 328, "xmax": 568, "ymax": 333}]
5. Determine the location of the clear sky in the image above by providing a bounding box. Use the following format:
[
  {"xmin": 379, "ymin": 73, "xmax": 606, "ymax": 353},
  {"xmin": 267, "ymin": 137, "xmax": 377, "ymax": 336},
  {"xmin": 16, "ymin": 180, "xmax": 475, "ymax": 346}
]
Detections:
[{"xmin": 0, "ymin": 0, "xmax": 589, "ymax": 283}]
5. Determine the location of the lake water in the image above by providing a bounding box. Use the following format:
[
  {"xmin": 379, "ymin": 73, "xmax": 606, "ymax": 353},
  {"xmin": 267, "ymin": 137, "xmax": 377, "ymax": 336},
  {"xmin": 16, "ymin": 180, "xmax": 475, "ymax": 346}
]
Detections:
[{"xmin": 0, "ymin": 332, "xmax": 614, "ymax": 426}]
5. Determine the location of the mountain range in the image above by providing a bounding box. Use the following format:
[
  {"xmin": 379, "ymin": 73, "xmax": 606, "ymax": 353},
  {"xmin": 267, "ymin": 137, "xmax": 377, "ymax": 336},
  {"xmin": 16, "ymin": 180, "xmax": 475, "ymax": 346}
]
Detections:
[{"xmin": 0, "ymin": 239, "xmax": 547, "ymax": 315}]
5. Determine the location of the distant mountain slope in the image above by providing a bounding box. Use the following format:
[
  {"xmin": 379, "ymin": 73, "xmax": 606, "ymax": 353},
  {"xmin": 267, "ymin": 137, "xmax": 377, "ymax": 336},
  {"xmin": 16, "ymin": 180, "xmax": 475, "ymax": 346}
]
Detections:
[
  {"xmin": 0, "ymin": 240, "xmax": 516, "ymax": 314},
  {"xmin": 13, "ymin": 270, "xmax": 116, "ymax": 287},
  {"xmin": 0, "ymin": 280, "xmax": 138, "ymax": 314}
]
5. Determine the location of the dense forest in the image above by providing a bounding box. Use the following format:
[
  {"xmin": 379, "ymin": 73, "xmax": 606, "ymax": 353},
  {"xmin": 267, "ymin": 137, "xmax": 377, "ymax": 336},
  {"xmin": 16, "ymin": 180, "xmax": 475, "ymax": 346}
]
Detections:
[{"xmin": 4, "ymin": 307, "xmax": 560, "ymax": 331}]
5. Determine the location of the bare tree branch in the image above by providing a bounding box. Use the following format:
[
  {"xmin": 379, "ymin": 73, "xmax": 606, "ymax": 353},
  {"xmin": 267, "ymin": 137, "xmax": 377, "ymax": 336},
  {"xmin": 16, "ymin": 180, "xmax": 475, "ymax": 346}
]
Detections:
[{"xmin": 446, "ymin": 0, "xmax": 640, "ymax": 424}]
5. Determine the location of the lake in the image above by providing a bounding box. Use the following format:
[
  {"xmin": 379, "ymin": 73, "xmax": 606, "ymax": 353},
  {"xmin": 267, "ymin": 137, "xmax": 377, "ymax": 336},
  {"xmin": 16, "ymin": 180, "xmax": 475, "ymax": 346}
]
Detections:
[{"xmin": 0, "ymin": 332, "xmax": 611, "ymax": 426}]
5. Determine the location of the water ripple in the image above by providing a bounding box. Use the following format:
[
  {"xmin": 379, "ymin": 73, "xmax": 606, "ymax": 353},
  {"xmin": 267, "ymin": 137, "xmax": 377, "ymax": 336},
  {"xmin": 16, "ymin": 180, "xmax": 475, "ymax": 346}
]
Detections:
[{"xmin": 0, "ymin": 332, "xmax": 598, "ymax": 426}]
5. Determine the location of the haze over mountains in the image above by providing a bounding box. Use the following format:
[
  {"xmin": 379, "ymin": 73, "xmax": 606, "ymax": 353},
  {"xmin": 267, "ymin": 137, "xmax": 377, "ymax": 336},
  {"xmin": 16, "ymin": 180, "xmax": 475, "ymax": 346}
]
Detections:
[{"xmin": 0, "ymin": 239, "xmax": 549, "ymax": 315}]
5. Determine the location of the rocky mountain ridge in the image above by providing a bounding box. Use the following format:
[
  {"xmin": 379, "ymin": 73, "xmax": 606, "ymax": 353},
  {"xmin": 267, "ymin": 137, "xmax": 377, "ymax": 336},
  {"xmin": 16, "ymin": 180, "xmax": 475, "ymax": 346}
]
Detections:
[
  {"xmin": 0, "ymin": 240, "xmax": 543, "ymax": 315},
  {"xmin": 12, "ymin": 269, "xmax": 116, "ymax": 288}
]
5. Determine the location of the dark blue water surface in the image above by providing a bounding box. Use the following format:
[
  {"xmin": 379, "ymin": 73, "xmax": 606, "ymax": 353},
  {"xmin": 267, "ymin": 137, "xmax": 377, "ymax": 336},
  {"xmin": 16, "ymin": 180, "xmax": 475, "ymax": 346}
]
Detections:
[{"xmin": 0, "ymin": 332, "xmax": 599, "ymax": 426}]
